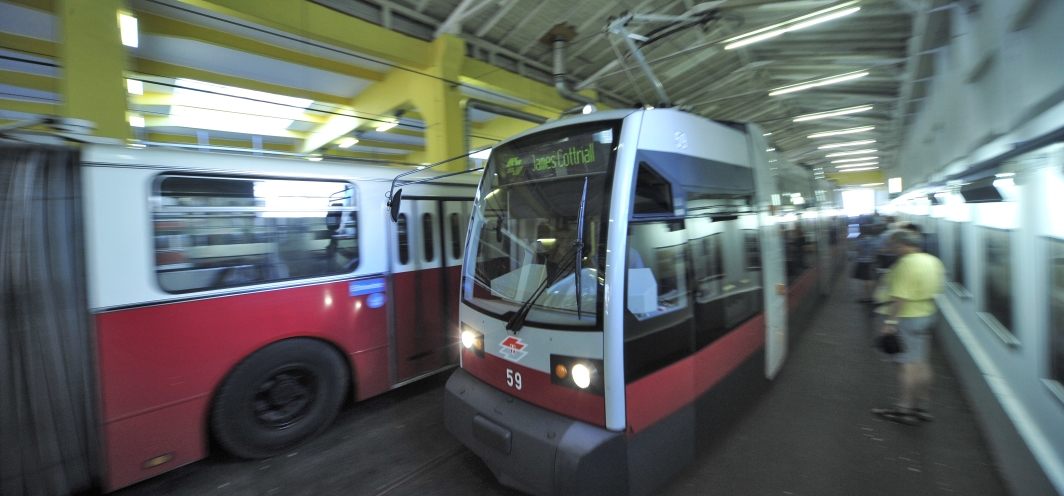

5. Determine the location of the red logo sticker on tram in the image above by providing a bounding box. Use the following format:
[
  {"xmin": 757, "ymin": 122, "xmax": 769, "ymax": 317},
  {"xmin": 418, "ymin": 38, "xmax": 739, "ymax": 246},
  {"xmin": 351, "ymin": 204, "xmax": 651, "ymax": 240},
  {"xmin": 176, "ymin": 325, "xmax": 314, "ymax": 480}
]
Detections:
[{"xmin": 499, "ymin": 336, "xmax": 528, "ymax": 362}]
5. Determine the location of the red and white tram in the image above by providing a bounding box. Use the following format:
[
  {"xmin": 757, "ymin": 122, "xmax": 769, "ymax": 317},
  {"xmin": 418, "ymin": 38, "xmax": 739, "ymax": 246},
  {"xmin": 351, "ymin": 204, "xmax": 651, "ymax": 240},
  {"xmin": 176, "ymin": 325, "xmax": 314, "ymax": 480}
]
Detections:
[
  {"xmin": 444, "ymin": 108, "xmax": 841, "ymax": 495},
  {"xmin": 81, "ymin": 145, "xmax": 477, "ymax": 490}
]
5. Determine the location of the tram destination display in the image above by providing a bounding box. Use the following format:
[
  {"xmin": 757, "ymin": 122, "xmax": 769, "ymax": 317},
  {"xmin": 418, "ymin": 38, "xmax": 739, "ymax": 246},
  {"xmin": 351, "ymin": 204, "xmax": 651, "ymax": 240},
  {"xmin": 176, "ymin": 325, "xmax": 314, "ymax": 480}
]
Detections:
[{"xmin": 493, "ymin": 127, "xmax": 615, "ymax": 186}]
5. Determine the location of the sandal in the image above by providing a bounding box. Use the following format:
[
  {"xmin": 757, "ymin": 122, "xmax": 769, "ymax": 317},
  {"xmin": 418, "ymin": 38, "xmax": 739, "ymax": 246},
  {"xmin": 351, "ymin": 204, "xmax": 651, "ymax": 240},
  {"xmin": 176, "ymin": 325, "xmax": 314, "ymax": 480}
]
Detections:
[
  {"xmin": 872, "ymin": 407, "xmax": 919, "ymax": 426},
  {"xmin": 911, "ymin": 408, "xmax": 934, "ymax": 422}
]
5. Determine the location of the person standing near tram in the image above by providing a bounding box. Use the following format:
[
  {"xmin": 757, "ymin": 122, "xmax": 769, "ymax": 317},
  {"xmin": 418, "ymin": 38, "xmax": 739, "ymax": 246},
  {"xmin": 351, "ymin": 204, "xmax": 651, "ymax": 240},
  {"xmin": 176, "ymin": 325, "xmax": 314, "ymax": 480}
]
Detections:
[{"xmin": 871, "ymin": 229, "xmax": 946, "ymax": 425}]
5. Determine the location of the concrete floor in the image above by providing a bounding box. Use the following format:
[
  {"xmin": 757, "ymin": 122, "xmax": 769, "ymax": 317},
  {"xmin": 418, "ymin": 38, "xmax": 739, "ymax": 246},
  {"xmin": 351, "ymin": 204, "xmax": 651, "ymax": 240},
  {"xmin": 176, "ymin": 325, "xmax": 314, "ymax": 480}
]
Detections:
[{"xmin": 114, "ymin": 276, "xmax": 1009, "ymax": 496}]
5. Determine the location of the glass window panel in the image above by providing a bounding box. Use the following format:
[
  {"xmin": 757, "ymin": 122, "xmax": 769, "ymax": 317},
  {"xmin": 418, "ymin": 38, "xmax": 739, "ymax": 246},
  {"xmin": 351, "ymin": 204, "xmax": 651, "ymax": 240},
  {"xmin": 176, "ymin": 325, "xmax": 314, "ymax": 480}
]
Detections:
[
  {"xmin": 422, "ymin": 212, "xmax": 435, "ymax": 262},
  {"xmin": 1049, "ymin": 239, "xmax": 1064, "ymax": 384},
  {"xmin": 633, "ymin": 162, "xmax": 673, "ymax": 215},
  {"xmin": 626, "ymin": 222, "xmax": 689, "ymax": 319},
  {"xmin": 450, "ymin": 212, "xmax": 462, "ymax": 259},
  {"xmin": 953, "ymin": 221, "xmax": 966, "ymax": 289},
  {"xmin": 153, "ymin": 175, "xmax": 358, "ymax": 293},
  {"xmin": 983, "ymin": 228, "xmax": 1013, "ymax": 332},
  {"xmin": 397, "ymin": 213, "xmax": 410, "ymax": 264}
]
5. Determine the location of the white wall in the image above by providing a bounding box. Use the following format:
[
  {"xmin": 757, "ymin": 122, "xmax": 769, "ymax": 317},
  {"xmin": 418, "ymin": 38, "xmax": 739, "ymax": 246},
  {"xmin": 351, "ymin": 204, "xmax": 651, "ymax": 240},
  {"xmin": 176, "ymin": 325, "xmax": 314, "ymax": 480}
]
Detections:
[
  {"xmin": 894, "ymin": 2, "xmax": 1064, "ymax": 494},
  {"xmin": 896, "ymin": 0, "xmax": 1064, "ymax": 188}
]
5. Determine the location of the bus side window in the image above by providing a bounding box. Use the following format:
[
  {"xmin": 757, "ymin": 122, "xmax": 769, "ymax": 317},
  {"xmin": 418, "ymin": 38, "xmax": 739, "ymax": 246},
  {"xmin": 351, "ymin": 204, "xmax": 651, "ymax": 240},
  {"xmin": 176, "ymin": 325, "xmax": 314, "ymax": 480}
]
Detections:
[
  {"xmin": 450, "ymin": 213, "xmax": 462, "ymax": 259},
  {"xmin": 153, "ymin": 175, "xmax": 359, "ymax": 293},
  {"xmin": 422, "ymin": 212, "xmax": 435, "ymax": 262},
  {"xmin": 397, "ymin": 214, "xmax": 410, "ymax": 264}
]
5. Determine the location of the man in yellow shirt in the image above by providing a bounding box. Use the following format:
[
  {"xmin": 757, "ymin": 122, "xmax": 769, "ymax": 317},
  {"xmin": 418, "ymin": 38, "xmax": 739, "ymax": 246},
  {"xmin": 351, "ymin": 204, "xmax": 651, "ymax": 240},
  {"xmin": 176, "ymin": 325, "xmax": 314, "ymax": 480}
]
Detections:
[{"xmin": 872, "ymin": 229, "xmax": 945, "ymax": 425}]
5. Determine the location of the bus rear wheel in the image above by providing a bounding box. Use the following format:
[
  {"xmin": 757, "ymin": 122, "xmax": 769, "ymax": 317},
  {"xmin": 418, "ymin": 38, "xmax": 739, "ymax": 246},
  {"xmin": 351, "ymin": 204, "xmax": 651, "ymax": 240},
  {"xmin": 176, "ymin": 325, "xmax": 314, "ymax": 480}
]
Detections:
[{"xmin": 211, "ymin": 339, "xmax": 349, "ymax": 459}]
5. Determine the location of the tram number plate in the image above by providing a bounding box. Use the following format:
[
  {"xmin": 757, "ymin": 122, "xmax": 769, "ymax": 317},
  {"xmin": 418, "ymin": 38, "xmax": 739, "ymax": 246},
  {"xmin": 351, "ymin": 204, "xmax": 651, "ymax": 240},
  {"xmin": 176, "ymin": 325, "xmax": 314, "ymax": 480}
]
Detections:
[{"xmin": 506, "ymin": 369, "xmax": 522, "ymax": 390}]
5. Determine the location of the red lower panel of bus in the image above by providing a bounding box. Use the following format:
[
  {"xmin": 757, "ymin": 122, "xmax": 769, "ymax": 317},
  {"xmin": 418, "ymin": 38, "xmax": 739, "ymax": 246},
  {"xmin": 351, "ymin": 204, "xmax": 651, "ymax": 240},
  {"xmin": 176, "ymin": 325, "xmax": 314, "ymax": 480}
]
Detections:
[
  {"xmin": 461, "ymin": 347, "xmax": 606, "ymax": 427},
  {"xmin": 96, "ymin": 276, "xmax": 394, "ymax": 491},
  {"xmin": 787, "ymin": 268, "xmax": 818, "ymax": 314},
  {"xmin": 625, "ymin": 314, "xmax": 766, "ymax": 435}
]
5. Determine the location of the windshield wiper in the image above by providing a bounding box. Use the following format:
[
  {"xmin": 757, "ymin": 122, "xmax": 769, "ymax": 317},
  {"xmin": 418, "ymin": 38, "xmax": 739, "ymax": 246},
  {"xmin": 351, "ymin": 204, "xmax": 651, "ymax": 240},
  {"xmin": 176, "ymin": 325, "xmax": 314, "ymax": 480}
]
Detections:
[
  {"xmin": 573, "ymin": 177, "xmax": 589, "ymax": 320},
  {"xmin": 505, "ymin": 177, "xmax": 591, "ymax": 333},
  {"xmin": 504, "ymin": 244, "xmax": 578, "ymax": 333}
]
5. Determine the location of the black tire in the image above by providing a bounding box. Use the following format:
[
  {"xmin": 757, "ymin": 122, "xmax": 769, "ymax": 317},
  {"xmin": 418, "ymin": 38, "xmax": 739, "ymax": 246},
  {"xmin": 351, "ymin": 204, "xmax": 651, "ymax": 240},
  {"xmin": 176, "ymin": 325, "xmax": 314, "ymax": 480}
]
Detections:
[{"xmin": 211, "ymin": 338, "xmax": 349, "ymax": 459}]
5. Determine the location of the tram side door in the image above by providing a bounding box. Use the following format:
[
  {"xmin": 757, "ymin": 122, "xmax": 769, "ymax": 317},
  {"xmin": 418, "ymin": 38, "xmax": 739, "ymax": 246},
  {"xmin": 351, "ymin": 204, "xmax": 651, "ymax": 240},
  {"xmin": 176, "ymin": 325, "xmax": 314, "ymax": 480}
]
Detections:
[{"xmin": 391, "ymin": 198, "xmax": 447, "ymax": 382}]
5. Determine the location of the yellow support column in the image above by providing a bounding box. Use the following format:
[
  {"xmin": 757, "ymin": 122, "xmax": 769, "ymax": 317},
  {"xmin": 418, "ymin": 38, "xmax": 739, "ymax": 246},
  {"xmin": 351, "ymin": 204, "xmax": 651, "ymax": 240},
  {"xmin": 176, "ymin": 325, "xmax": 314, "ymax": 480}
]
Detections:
[
  {"xmin": 59, "ymin": 0, "xmax": 128, "ymax": 139},
  {"xmin": 413, "ymin": 34, "xmax": 467, "ymax": 171}
]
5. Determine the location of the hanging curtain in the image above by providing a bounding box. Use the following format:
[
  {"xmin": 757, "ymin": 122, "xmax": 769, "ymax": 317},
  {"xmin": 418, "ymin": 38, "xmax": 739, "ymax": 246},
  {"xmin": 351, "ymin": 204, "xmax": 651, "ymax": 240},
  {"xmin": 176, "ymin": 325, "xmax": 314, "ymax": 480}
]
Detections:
[{"xmin": 0, "ymin": 144, "xmax": 100, "ymax": 495}]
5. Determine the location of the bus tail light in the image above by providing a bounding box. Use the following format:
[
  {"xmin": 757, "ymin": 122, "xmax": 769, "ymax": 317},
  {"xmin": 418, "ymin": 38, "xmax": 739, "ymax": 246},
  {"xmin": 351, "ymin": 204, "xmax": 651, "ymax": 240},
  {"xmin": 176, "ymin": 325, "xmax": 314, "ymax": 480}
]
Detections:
[
  {"xmin": 461, "ymin": 325, "xmax": 484, "ymax": 358},
  {"xmin": 550, "ymin": 354, "xmax": 604, "ymax": 395}
]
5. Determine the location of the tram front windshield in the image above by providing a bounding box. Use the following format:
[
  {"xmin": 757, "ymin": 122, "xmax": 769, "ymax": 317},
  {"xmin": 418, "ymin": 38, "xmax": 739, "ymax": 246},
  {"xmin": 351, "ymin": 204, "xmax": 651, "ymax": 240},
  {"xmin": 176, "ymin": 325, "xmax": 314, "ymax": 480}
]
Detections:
[{"xmin": 462, "ymin": 122, "xmax": 620, "ymax": 329}]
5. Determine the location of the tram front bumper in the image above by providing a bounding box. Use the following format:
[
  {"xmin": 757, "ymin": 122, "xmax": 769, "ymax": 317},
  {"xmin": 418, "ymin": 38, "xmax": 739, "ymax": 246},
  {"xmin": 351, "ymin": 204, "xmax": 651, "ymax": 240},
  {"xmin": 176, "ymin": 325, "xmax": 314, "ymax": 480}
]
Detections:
[{"xmin": 444, "ymin": 368, "xmax": 627, "ymax": 496}]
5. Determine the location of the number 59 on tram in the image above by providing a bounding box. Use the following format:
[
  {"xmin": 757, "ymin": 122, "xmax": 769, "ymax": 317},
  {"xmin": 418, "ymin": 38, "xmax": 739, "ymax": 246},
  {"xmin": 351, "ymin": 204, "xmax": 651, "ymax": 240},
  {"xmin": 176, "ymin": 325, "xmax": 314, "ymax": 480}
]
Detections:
[{"xmin": 445, "ymin": 108, "xmax": 793, "ymax": 496}]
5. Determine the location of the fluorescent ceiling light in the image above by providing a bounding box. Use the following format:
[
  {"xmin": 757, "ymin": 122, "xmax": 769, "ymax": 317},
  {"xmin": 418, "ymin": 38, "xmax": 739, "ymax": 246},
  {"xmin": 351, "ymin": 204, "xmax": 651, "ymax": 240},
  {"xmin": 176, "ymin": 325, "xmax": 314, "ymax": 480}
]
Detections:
[
  {"xmin": 375, "ymin": 121, "xmax": 399, "ymax": 132},
  {"xmin": 832, "ymin": 156, "xmax": 878, "ymax": 163},
  {"xmin": 818, "ymin": 139, "xmax": 876, "ymax": 149},
  {"xmin": 793, "ymin": 105, "xmax": 872, "ymax": 122},
  {"xmin": 808, "ymin": 126, "xmax": 874, "ymax": 138},
  {"xmin": 119, "ymin": 14, "xmax": 138, "ymax": 48},
  {"xmin": 825, "ymin": 149, "xmax": 876, "ymax": 157},
  {"xmin": 165, "ymin": 79, "xmax": 314, "ymax": 136},
  {"xmin": 168, "ymin": 106, "xmax": 299, "ymax": 137},
  {"xmin": 767, "ymin": 148, "xmax": 776, "ymax": 152},
  {"xmin": 128, "ymin": 114, "xmax": 145, "ymax": 128},
  {"xmin": 764, "ymin": 132, "xmax": 773, "ymax": 136},
  {"xmin": 769, "ymin": 71, "xmax": 868, "ymax": 96},
  {"xmin": 337, "ymin": 137, "xmax": 359, "ymax": 148},
  {"xmin": 838, "ymin": 167, "xmax": 879, "ymax": 172},
  {"xmin": 862, "ymin": 182, "xmax": 884, "ymax": 187},
  {"xmin": 126, "ymin": 79, "xmax": 143, "ymax": 95},
  {"xmin": 173, "ymin": 79, "xmax": 312, "ymax": 120},
  {"xmin": 836, "ymin": 162, "xmax": 878, "ymax": 168},
  {"xmin": 724, "ymin": 2, "xmax": 860, "ymax": 50}
]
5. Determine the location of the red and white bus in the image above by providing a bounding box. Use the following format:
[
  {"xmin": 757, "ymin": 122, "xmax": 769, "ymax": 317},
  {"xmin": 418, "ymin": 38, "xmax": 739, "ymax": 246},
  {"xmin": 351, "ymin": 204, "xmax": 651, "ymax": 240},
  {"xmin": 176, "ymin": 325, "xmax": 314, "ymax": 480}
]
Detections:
[
  {"xmin": 81, "ymin": 145, "xmax": 477, "ymax": 490},
  {"xmin": 444, "ymin": 108, "xmax": 843, "ymax": 495}
]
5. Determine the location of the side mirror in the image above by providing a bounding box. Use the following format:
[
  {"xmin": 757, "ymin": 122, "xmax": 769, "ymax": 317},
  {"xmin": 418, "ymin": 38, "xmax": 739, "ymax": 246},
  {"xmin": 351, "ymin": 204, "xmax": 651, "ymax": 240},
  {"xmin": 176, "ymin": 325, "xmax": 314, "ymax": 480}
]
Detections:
[{"xmin": 389, "ymin": 188, "xmax": 403, "ymax": 223}]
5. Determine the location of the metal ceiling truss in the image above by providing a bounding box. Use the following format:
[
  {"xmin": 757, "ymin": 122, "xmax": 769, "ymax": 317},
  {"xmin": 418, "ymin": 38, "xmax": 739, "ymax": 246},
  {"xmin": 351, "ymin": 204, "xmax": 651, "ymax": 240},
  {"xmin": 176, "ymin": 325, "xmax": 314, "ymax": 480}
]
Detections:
[{"xmin": 354, "ymin": 0, "xmax": 915, "ymax": 169}]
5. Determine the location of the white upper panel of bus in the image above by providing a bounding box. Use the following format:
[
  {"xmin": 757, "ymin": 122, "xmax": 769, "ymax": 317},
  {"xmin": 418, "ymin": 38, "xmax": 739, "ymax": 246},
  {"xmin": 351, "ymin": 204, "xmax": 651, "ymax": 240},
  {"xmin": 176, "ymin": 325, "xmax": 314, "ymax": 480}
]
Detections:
[
  {"xmin": 81, "ymin": 145, "xmax": 477, "ymax": 311},
  {"xmin": 82, "ymin": 145, "xmax": 482, "ymax": 187}
]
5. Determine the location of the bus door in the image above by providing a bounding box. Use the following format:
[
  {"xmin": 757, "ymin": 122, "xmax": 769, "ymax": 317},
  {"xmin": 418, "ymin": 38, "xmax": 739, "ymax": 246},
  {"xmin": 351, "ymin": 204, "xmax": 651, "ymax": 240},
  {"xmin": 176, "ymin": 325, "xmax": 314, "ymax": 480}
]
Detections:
[
  {"xmin": 440, "ymin": 199, "xmax": 472, "ymax": 364},
  {"xmin": 391, "ymin": 196, "xmax": 470, "ymax": 383}
]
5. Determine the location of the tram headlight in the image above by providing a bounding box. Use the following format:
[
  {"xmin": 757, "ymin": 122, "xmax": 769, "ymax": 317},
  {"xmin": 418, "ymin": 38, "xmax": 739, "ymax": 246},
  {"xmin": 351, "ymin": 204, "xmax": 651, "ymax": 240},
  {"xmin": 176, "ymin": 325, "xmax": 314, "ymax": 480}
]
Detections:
[
  {"xmin": 571, "ymin": 364, "xmax": 591, "ymax": 389},
  {"xmin": 549, "ymin": 354, "xmax": 603, "ymax": 395},
  {"xmin": 460, "ymin": 325, "xmax": 484, "ymax": 358}
]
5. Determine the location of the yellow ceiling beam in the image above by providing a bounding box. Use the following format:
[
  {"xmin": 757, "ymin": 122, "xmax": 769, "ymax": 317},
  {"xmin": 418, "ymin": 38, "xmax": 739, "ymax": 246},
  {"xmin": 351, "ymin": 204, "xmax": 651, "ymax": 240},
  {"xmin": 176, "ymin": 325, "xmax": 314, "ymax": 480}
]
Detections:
[
  {"xmin": 1, "ymin": 0, "xmax": 55, "ymax": 13},
  {"xmin": 131, "ymin": 59, "xmax": 353, "ymax": 106},
  {"xmin": 0, "ymin": 69, "xmax": 58, "ymax": 93},
  {"xmin": 324, "ymin": 148, "xmax": 410, "ymax": 161},
  {"xmin": 0, "ymin": 31, "xmax": 56, "ymax": 58},
  {"xmin": 136, "ymin": 12, "xmax": 384, "ymax": 83},
  {"xmin": 346, "ymin": 138, "xmax": 424, "ymax": 152},
  {"xmin": 173, "ymin": 0, "xmax": 431, "ymax": 67},
  {"xmin": 0, "ymin": 97, "xmax": 58, "ymax": 115},
  {"xmin": 825, "ymin": 170, "xmax": 884, "ymax": 185}
]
